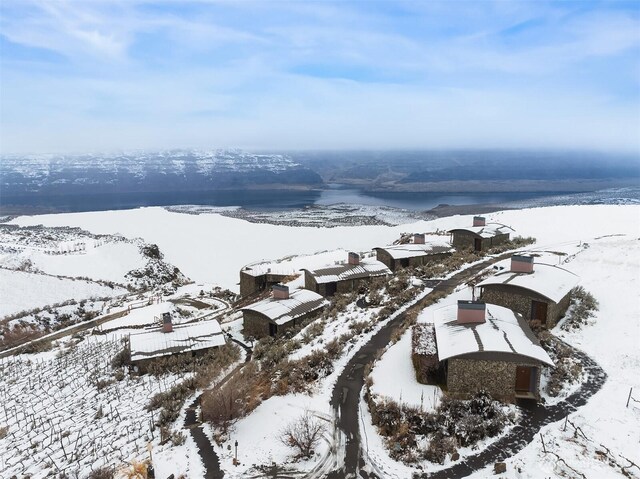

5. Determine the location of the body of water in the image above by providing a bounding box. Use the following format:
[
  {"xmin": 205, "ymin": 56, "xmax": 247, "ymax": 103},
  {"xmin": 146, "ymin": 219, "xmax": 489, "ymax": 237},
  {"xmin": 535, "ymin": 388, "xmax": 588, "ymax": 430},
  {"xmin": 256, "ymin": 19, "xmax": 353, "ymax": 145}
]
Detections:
[{"xmin": 1, "ymin": 185, "xmax": 636, "ymax": 215}]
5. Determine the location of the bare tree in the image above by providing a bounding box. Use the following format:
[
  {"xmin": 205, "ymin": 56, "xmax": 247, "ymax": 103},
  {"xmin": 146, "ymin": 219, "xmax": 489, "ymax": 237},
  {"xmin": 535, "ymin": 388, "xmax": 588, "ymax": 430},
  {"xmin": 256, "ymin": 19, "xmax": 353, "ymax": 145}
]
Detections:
[{"xmin": 280, "ymin": 411, "xmax": 326, "ymax": 458}]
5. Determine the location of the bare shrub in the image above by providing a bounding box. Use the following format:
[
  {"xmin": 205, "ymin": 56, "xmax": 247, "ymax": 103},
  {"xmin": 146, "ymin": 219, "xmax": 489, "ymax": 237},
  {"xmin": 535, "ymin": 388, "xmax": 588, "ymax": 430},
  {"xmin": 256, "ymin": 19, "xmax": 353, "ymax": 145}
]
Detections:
[
  {"xmin": 111, "ymin": 343, "xmax": 131, "ymax": 369},
  {"xmin": 202, "ymin": 362, "xmax": 266, "ymax": 435},
  {"xmin": 86, "ymin": 466, "xmax": 115, "ymax": 479},
  {"xmin": 561, "ymin": 286, "xmax": 599, "ymax": 331},
  {"xmin": 280, "ymin": 411, "xmax": 326, "ymax": 458}
]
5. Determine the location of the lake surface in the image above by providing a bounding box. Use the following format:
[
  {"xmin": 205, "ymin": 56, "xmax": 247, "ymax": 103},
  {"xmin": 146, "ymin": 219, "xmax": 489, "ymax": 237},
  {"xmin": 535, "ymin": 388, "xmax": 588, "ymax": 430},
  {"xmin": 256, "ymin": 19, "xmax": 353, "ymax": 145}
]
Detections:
[{"xmin": 0, "ymin": 186, "xmax": 575, "ymax": 214}]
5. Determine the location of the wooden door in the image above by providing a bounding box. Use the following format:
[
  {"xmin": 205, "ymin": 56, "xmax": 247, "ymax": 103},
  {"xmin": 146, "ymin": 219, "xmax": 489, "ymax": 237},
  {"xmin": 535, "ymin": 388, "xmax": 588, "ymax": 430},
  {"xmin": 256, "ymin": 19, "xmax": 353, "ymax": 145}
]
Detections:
[
  {"xmin": 515, "ymin": 366, "xmax": 532, "ymax": 391},
  {"xmin": 531, "ymin": 300, "xmax": 548, "ymax": 325},
  {"xmin": 474, "ymin": 238, "xmax": 482, "ymax": 251}
]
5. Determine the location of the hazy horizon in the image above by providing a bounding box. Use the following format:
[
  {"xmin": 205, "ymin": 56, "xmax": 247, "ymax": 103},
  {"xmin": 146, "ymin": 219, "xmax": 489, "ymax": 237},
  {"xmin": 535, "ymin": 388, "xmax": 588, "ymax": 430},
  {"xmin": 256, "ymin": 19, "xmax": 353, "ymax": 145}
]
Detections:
[{"xmin": 1, "ymin": 1, "xmax": 639, "ymax": 155}]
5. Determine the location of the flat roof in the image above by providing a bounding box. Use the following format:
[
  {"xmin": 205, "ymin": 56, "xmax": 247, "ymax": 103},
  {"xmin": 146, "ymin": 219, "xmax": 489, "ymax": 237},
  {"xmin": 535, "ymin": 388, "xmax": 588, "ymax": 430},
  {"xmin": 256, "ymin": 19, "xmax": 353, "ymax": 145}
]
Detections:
[
  {"xmin": 130, "ymin": 319, "xmax": 226, "ymax": 362},
  {"xmin": 448, "ymin": 223, "xmax": 513, "ymax": 239},
  {"xmin": 241, "ymin": 288, "xmax": 328, "ymax": 325},
  {"xmin": 433, "ymin": 303, "xmax": 553, "ymax": 366},
  {"xmin": 477, "ymin": 261, "xmax": 579, "ymax": 303},
  {"xmin": 374, "ymin": 240, "xmax": 454, "ymax": 260},
  {"xmin": 303, "ymin": 258, "xmax": 391, "ymax": 284}
]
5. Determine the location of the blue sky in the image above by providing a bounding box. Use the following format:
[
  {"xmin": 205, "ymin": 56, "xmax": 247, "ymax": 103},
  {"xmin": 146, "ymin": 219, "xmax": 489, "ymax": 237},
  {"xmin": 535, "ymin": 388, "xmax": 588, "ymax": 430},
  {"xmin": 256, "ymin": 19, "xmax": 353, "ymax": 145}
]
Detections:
[{"xmin": 1, "ymin": 0, "xmax": 639, "ymax": 154}]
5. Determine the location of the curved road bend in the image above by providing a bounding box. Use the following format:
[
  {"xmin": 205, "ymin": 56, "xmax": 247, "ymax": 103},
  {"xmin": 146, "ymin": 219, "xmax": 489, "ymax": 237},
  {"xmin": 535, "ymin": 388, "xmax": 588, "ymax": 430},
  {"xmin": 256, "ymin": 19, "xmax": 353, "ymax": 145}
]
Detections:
[{"xmin": 326, "ymin": 255, "xmax": 514, "ymax": 479}]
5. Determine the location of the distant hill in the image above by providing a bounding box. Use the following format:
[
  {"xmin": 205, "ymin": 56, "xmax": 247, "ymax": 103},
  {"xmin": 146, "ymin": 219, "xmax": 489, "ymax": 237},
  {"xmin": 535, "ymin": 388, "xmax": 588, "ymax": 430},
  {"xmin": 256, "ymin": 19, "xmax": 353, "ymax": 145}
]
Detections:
[{"xmin": 0, "ymin": 150, "xmax": 323, "ymax": 197}]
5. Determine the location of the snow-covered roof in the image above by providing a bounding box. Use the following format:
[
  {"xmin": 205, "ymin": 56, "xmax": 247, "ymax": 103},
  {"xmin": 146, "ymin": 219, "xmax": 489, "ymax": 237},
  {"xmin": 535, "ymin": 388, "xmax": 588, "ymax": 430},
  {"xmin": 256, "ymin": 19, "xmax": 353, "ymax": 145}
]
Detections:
[
  {"xmin": 240, "ymin": 261, "xmax": 295, "ymax": 277},
  {"xmin": 477, "ymin": 261, "xmax": 579, "ymax": 303},
  {"xmin": 433, "ymin": 303, "xmax": 553, "ymax": 366},
  {"xmin": 303, "ymin": 258, "xmax": 392, "ymax": 284},
  {"xmin": 375, "ymin": 240, "xmax": 454, "ymax": 260},
  {"xmin": 129, "ymin": 319, "xmax": 226, "ymax": 362},
  {"xmin": 241, "ymin": 288, "xmax": 328, "ymax": 325},
  {"xmin": 448, "ymin": 223, "xmax": 513, "ymax": 238}
]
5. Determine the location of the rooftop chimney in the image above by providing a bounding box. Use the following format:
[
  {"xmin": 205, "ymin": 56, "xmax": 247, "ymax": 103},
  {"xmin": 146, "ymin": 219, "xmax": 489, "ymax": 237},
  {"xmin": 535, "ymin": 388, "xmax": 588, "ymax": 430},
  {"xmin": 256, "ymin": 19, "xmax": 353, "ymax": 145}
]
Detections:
[
  {"xmin": 413, "ymin": 233, "xmax": 425, "ymax": 244},
  {"xmin": 162, "ymin": 312, "xmax": 173, "ymax": 333},
  {"xmin": 457, "ymin": 300, "xmax": 486, "ymax": 324},
  {"xmin": 272, "ymin": 283, "xmax": 290, "ymax": 300},
  {"xmin": 473, "ymin": 216, "xmax": 486, "ymax": 227},
  {"xmin": 348, "ymin": 252, "xmax": 360, "ymax": 266},
  {"xmin": 511, "ymin": 255, "xmax": 534, "ymax": 273}
]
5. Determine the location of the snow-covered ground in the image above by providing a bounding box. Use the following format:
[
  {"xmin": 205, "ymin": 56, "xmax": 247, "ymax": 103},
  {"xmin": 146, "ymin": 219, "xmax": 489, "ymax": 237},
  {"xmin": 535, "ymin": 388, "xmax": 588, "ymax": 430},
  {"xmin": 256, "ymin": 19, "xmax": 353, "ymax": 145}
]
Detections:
[
  {"xmin": 0, "ymin": 268, "xmax": 127, "ymax": 317},
  {"xmin": 369, "ymin": 327, "xmax": 442, "ymax": 410},
  {"xmin": 1, "ymin": 204, "xmax": 639, "ymax": 478}
]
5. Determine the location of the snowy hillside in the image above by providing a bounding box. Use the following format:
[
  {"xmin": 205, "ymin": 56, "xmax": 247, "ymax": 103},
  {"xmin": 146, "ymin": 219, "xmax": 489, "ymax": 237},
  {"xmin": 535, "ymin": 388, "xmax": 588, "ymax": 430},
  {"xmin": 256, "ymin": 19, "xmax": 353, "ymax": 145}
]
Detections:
[
  {"xmin": 0, "ymin": 269, "xmax": 126, "ymax": 317},
  {"xmin": 0, "ymin": 150, "xmax": 322, "ymax": 197}
]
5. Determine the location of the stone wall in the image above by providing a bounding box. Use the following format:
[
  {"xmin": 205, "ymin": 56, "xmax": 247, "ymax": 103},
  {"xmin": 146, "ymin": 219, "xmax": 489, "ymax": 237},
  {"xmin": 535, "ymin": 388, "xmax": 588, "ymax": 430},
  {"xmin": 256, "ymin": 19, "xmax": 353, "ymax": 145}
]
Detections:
[
  {"xmin": 243, "ymin": 308, "xmax": 322, "ymax": 338},
  {"xmin": 447, "ymin": 358, "xmax": 540, "ymax": 401},
  {"xmin": 240, "ymin": 272, "xmax": 289, "ymax": 297},
  {"xmin": 452, "ymin": 232, "xmax": 509, "ymax": 251},
  {"xmin": 452, "ymin": 231, "xmax": 477, "ymax": 250},
  {"xmin": 243, "ymin": 310, "xmax": 271, "ymax": 338},
  {"xmin": 480, "ymin": 285, "xmax": 572, "ymax": 328},
  {"xmin": 240, "ymin": 271, "xmax": 262, "ymax": 297}
]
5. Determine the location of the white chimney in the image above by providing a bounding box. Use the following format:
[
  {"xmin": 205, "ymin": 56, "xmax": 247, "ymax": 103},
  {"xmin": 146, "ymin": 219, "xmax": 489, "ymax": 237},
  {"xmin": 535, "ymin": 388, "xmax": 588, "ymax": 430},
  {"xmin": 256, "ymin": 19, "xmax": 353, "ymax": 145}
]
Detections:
[
  {"xmin": 272, "ymin": 284, "xmax": 290, "ymax": 300},
  {"xmin": 473, "ymin": 216, "xmax": 486, "ymax": 227},
  {"xmin": 457, "ymin": 300, "xmax": 486, "ymax": 324},
  {"xmin": 348, "ymin": 252, "xmax": 360, "ymax": 265},
  {"xmin": 511, "ymin": 255, "xmax": 534, "ymax": 273}
]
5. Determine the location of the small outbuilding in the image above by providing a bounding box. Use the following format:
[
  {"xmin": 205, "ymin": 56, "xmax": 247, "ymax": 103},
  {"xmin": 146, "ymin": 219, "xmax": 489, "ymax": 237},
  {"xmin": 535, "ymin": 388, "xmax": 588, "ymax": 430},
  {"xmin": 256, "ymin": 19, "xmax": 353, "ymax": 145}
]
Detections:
[
  {"xmin": 477, "ymin": 255, "xmax": 579, "ymax": 328},
  {"xmin": 374, "ymin": 234, "xmax": 454, "ymax": 271},
  {"xmin": 448, "ymin": 216, "xmax": 513, "ymax": 251},
  {"xmin": 239, "ymin": 262, "xmax": 293, "ymax": 297},
  {"xmin": 242, "ymin": 284, "xmax": 328, "ymax": 338},
  {"xmin": 302, "ymin": 252, "xmax": 392, "ymax": 297},
  {"xmin": 129, "ymin": 317, "xmax": 226, "ymax": 372},
  {"xmin": 432, "ymin": 300, "xmax": 553, "ymax": 401}
]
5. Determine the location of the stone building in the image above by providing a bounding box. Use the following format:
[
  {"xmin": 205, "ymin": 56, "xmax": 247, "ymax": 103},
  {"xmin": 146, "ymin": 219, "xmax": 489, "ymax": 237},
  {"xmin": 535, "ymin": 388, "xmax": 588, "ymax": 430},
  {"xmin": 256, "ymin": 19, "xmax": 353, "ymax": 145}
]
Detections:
[
  {"xmin": 374, "ymin": 234, "xmax": 454, "ymax": 272},
  {"xmin": 241, "ymin": 284, "xmax": 328, "ymax": 338},
  {"xmin": 431, "ymin": 300, "xmax": 553, "ymax": 401},
  {"xmin": 302, "ymin": 252, "xmax": 392, "ymax": 297},
  {"xmin": 239, "ymin": 262, "xmax": 293, "ymax": 297},
  {"xmin": 448, "ymin": 216, "xmax": 513, "ymax": 251},
  {"xmin": 477, "ymin": 255, "xmax": 579, "ymax": 329},
  {"xmin": 129, "ymin": 317, "xmax": 226, "ymax": 372}
]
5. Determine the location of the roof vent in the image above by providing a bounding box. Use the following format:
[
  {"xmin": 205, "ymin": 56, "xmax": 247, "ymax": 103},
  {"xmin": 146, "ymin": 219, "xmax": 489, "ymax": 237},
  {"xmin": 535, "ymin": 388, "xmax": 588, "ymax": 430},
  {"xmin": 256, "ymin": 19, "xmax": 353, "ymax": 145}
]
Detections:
[
  {"xmin": 511, "ymin": 255, "xmax": 534, "ymax": 273},
  {"xmin": 413, "ymin": 233, "xmax": 425, "ymax": 244},
  {"xmin": 348, "ymin": 252, "xmax": 360, "ymax": 266},
  {"xmin": 162, "ymin": 312, "xmax": 173, "ymax": 333},
  {"xmin": 457, "ymin": 300, "xmax": 486, "ymax": 324},
  {"xmin": 272, "ymin": 283, "xmax": 290, "ymax": 300},
  {"xmin": 473, "ymin": 216, "xmax": 486, "ymax": 227}
]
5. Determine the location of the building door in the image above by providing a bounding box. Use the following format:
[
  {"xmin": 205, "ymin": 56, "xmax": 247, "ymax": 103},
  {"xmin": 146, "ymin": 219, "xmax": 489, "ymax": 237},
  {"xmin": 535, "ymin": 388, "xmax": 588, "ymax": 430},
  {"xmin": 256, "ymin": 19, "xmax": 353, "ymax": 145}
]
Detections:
[
  {"xmin": 474, "ymin": 238, "xmax": 482, "ymax": 251},
  {"xmin": 515, "ymin": 366, "xmax": 533, "ymax": 392},
  {"xmin": 269, "ymin": 323, "xmax": 278, "ymax": 337},
  {"xmin": 531, "ymin": 301, "xmax": 548, "ymax": 325},
  {"xmin": 400, "ymin": 258, "xmax": 410, "ymax": 268},
  {"xmin": 325, "ymin": 282, "xmax": 338, "ymax": 296}
]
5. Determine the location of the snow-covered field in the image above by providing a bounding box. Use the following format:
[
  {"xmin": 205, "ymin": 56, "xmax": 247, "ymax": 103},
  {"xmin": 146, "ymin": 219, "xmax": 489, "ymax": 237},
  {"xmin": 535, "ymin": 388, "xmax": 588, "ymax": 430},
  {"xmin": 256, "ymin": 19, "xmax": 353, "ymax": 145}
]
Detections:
[
  {"xmin": 1, "ymin": 204, "xmax": 638, "ymax": 478},
  {"xmin": 10, "ymin": 204, "xmax": 637, "ymax": 291},
  {"xmin": 0, "ymin": 268, "xmax": 127, "ymax": 317}
]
